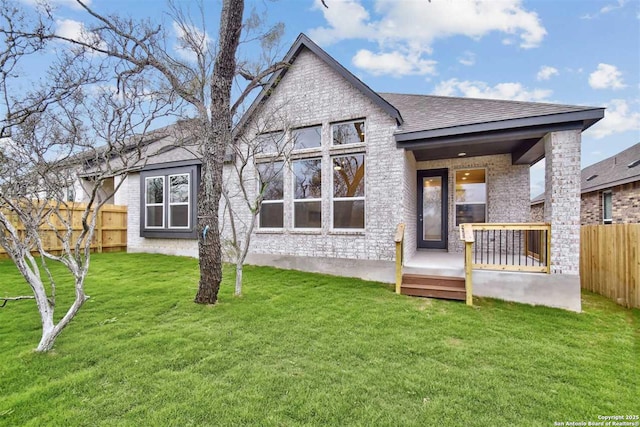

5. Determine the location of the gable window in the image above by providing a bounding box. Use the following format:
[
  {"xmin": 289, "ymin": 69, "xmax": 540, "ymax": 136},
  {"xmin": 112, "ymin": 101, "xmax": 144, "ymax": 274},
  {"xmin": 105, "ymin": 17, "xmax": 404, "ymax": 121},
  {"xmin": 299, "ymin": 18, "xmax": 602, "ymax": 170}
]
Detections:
[
  {"xmin": 332, "ymin": 154, "xmax": 365, "ymax": 229},
  {"xmin": 293, "ymin": 125, "xmax": 321, "ymax": 150},
  {"xmin": 293, "ymin": 158, "xmax": 322, "ymax": 228},
  {"xmin": 455, "ymin": 169, "xmax": 486, "ymax": 226},
  {"xmin": 332, "ymin": 120, "xmax": 365, "ymax": 146},
  {"xmin": 602, "ymin": 191, "xmax": 612, "ymax": 224},
  {"xmin": 255, "ymin": 131, "xmax": 285, "ymax": 155},
  {"xmin": 257, "ymin": 161, "xmax": 284, "ymax": 228},
  {"xmin": 140, "ymin": 164, "xmax": 198, "ymax": 238}
]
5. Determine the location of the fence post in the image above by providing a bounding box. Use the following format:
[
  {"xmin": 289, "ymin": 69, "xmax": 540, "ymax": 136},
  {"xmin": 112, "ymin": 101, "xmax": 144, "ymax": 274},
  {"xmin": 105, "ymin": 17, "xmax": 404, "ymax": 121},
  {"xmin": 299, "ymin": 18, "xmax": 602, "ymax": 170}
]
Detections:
[
  {"xmin": 96, "ymin": 206, "xmax": 103, "ymax": 253},
  {"xmin": 394, "ymin": 223, "xmax": 405, "ymax": 295}
]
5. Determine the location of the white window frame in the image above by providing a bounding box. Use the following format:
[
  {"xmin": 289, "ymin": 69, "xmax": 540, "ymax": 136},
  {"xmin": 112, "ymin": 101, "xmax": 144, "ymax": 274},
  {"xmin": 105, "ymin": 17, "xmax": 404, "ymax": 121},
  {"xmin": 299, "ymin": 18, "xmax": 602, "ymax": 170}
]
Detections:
[
  {"xmin": 602, "ymin": 190, "xmax": 613, "ymax": 224},
  {"xmin": 257, "ymin": 162, "xmax": 284, "ymax": 230},
  {"xmin": 454, "ymin": 167, "xmax": 488, "ymax": 227},
  {"xmin": 292, "ymin": 158, "xmax": 322, "ymax": 229},
  {"xmin": 331, "ymin": 119, "xmax": 366, "ymax": 147},
  {"xmin": 145, "ymin": 176, "xmax": 165, "ymax": 229},
  {"xmin": 331, "ymin": 154, "xmax": 365, "ymax": 231},
  {"xmin": 168, "ymin": 173, "xmax": 190, "ymax": 229}
]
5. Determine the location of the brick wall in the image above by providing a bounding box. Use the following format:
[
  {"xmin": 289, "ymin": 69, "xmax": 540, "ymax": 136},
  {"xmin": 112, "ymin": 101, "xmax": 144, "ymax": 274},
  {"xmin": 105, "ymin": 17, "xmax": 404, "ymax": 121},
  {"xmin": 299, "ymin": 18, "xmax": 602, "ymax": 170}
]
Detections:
[
  {"xmin": 544, "ymin": 130, "xmax": 581, "ymax": 275},
  {"xmin": 581, "ymin": 181, "xmax": 640, "ymax": 225},
  {"xmin": 530, "ymin": 202, "xmax": 544, "ymax": 222},
  {"xmin": 416, "ymin": 154, "xmax": 530, "ymax": 253},
  {"xmin": 227, "ymin": 47, "xmax": 404, "ymax": 262}
]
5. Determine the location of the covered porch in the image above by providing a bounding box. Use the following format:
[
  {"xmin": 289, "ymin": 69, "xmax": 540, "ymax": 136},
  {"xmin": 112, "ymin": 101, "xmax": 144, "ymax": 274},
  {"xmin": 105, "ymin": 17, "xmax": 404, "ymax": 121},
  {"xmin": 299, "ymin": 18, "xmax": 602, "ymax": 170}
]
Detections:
[{"xmin": 387, "ymin": 96, "xmax": 604, "ymax": 312}]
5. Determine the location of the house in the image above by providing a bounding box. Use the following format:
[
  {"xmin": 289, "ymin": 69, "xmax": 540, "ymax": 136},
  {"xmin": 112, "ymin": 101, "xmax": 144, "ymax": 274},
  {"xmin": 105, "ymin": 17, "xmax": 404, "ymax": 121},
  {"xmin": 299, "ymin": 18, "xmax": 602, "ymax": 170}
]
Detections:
[
  {"xmin": 532, "ymin": 143, "xmax": 640, "ymax": 225},
  {"xmin": 85, "ymin": 34, "xmax": 604, "ymax": 311}
]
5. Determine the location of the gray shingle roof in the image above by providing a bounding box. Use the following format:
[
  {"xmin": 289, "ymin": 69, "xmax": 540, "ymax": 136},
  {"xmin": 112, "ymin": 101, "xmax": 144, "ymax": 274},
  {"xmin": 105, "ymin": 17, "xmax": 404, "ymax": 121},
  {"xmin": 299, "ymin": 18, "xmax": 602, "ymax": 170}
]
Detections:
[
  {"xmin": 531, "ymin": 142, "xmax": 640, "ymax": 203},
  {"xmin": 379, "ymin": 93, "xmax": 602, "ymax": 135},
  {"xmin": 581, "ymin": 142, "xmax": 640, "ymax": 193}
]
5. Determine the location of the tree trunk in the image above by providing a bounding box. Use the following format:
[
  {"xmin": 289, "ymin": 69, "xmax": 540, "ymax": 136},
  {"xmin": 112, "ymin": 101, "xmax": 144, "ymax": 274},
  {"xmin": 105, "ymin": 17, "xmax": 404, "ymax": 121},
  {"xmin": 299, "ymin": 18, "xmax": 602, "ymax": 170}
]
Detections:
[
  {"xmin": 235, "ymin": 263, "xmax": 243, "ymax": 297},
  {"xmin": 194, "ymin": 0, "xmax": 244, "ymax": 305}
]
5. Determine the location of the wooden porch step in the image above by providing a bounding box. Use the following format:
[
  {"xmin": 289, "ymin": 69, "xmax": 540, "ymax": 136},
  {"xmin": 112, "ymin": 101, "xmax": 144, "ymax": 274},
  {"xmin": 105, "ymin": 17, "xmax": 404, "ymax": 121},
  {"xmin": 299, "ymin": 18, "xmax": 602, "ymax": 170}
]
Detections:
[{"xmin": 401, "ymin": 274, "xmax": 466, "ymax": 301}]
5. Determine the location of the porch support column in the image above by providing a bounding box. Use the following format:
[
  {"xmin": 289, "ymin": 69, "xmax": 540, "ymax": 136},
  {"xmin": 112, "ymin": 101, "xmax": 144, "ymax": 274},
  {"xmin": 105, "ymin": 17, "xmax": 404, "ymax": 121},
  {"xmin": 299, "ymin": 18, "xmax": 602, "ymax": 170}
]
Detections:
[{"xmin": 543, "ymin": 130, "xmax": 581, "ymax": 275}]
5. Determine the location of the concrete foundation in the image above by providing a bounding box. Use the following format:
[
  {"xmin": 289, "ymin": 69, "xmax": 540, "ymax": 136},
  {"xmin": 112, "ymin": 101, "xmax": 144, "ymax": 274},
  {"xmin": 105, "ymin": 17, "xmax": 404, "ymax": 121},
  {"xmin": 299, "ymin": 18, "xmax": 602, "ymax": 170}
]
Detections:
[
  {"xmin": 246, "ymin": 251, "xmax": 582, "ymax": 312},
  {"xmin": 245, "ymin": 253, "xmax": 396, "ymax": 284},
  {"xmin": 473, "ymin": 270, "xmax": 581, "ymax": 312}
]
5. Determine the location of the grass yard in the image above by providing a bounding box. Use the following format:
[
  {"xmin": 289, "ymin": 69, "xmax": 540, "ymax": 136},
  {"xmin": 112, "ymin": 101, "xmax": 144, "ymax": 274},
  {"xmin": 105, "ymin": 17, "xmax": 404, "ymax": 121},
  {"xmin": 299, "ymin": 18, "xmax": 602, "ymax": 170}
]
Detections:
[{"xmin": 0, "ymin": 253, "xmax": 638, "ymax": 426}]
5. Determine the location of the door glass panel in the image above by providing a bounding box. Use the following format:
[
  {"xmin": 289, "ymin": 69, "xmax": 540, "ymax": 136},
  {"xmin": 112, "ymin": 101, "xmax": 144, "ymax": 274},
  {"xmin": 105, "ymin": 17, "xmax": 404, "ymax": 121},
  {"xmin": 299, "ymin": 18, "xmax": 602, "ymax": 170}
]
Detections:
[{"xmin": 423, "ymin": 177, "xmax": 442, "ymax": 241}]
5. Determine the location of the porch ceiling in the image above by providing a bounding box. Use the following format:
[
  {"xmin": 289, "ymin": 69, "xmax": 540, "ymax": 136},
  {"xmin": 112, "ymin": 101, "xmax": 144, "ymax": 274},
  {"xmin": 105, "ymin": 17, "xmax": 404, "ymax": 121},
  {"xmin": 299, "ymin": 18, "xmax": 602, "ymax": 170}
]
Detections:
[{"xmin": 394, "ymin": 109, "xmax": 605, "ymax": 165}]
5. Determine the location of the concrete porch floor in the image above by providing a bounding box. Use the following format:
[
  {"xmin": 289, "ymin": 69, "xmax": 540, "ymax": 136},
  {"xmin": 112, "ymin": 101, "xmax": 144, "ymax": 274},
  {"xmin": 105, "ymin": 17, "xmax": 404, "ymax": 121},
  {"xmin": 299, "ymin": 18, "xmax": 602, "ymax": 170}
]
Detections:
[{"xmin": 404, "ymin": 250, "xmax": 464, "ymax": 277}]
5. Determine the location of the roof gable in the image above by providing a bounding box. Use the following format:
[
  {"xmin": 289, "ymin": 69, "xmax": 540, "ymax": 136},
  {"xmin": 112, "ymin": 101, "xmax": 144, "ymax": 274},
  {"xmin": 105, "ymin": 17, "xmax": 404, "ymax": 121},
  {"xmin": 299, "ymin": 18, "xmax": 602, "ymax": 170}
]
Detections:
[{"xmin": 236, "ymin": 33, "xmax": 403, "ymax": 133}]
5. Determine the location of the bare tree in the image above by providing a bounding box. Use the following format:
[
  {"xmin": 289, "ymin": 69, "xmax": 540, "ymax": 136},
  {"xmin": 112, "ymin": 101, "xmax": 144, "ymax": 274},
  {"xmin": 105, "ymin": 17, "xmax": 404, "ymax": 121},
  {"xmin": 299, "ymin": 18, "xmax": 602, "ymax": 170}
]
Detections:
[
  {"xmin": 1, "ymin": 0, "xmax": 287, "ymax": 306},
  {"xmin": 221, "ymin": 106, "xmax": 294, "ymax": 296},
  {"xmin": 0, "ymin": 4, "xmax": 178, "ymax": 350}
]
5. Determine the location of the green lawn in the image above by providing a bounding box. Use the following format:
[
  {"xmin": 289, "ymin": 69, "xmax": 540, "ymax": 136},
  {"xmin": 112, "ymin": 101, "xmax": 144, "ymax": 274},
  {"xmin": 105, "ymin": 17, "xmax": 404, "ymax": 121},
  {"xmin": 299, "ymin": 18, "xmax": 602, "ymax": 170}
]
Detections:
[{"xmin": 0, "ymin": 253, "xmax": 638, "ymax": 426}]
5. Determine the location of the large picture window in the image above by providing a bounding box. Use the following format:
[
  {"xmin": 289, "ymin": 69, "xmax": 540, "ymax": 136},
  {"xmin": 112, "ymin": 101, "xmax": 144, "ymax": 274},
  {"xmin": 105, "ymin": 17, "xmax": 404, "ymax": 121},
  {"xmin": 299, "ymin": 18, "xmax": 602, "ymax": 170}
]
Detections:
[
  {"xmin": 292, "ymin": 125, "xmax": 321, "ymax": 150},
  {"xmin": 455, "ymin": 169, "xmax": 486, "ymax": 226},
  {"xmin": 332, "ymin": 154, "xmax": 365, "ymax": 229},
  {"xmin": 140, "ymin": 164, "xmax": 198, "ymax": 238},
  {"xmin": 258, "ymin": 161, "xmax": 284, "ymax": 228},
  {"xmin": 332, "ymin": 120, "xmax": 365, "ymax": 146},
  {"xmin": 293, "ymin": 158, "xmax": 322, "ymax": 228}
]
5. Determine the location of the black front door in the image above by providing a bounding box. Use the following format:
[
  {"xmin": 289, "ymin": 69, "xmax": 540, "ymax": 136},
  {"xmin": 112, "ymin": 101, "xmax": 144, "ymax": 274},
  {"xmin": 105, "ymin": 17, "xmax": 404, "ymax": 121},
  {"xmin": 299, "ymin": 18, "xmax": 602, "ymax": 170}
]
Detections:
[{"xmin": 417, "ymin": 169, "xmax": 448, "ymax": 249}]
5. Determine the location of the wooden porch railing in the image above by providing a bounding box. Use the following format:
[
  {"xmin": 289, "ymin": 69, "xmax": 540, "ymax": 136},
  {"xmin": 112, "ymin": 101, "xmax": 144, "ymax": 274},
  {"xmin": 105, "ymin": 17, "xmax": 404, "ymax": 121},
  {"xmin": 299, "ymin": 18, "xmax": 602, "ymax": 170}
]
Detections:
[
  {"xmin": 394, "ymin": 223, "xmax": 405, "ymax": 294},
  {"xmin": 460, "ymin": 222, "xmax": 551, "ymax": 306}
]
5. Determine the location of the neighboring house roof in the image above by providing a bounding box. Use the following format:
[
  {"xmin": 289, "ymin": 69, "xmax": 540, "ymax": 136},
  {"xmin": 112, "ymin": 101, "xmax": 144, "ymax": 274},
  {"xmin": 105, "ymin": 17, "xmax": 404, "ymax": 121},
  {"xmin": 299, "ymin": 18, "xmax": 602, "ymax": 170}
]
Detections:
[
  {"xmin": 581, "ymin": 142, "xmax": 640, "ymax": 193},
  {"xmin": 531, "ymin": 192, "xmax": 545, "ymax": 205},
  {"xmin": 530, "ymin": 142, "xmax": 640, "ymax": 204}
]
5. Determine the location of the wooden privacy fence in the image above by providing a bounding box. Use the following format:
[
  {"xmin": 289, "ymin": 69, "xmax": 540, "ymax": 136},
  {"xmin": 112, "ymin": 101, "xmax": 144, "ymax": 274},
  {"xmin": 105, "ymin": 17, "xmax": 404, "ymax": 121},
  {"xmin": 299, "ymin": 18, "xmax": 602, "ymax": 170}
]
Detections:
[
  {"xmin": 0, "ymin": 203, "xmax": 127, "ymax": 258},
  {"xmin": 581, "ymin": 224, "xmax": 640, "ymax": 309}
]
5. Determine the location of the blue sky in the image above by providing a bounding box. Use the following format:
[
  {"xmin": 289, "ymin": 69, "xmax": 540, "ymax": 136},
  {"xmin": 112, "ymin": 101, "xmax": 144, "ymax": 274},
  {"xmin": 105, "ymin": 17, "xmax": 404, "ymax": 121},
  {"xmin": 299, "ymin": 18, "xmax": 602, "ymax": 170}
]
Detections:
[{"xmin": 16, "ymin": 0, "xmax": 640, "ymax": 196}]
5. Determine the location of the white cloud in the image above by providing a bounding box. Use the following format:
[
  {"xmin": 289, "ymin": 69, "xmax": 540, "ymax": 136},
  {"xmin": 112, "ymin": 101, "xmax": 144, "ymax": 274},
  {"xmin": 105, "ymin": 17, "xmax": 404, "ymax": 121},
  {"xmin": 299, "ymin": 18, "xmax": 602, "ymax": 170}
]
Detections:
[
  {"xmin": 586, "ymin": 99, "xmax": 640, "ymax": 138},
  {"xmin": 589, "ymin": 63, "xmax": 626, "ymax": 90},
  {"xmin": 433, "ymin": 78, "xmax": 553, "ymax": 102},
  {"xmin": 600, "ymin": 0, "xmax": 626, "ymax": 14},
  {"xmin": 21, "ymin": 0, "xmax": 91, "ymax": 10},
  {"xmin": 536, "ymin": 65, "xmax": 558, "ymax": 81},
  {"xmin": 581, "ymin": 0, "xmax": 627, "ymax": 19},
  {"xmin": 55, "ymin": 19, "xmax": 104, "ymax": 50},
  {"xmin": 352, "ymin": 49, "xmax": 436, "ymax": 77},
  {"xmin": 458, "ymin": 51, "xmax": 475, "ymax": 66},
  {"xmin": 309, "ymin": 0, "xmax": 546, "ymax": 76},
  {"xmin": 172, "ymin": 21, "xmax": 212, "ymax": 62}
]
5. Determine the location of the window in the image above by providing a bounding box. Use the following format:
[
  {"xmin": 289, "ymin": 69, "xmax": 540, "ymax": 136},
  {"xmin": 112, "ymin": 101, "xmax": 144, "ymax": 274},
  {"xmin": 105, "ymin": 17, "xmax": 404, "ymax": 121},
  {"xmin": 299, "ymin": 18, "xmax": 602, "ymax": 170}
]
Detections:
[
  {"xmin": 169, "ymin": 174, "xmax": 190, "ymax": 228},
  {"xmin": 332, "ymin": 154, "xmax": 365, "ymax": 229},
  {"xmin": 293, "ymin": 158, "xmax": 322, "ymax": 228},
  {"xmin": 292, "ymin": 126, "xmax": 321, "ymax": 150},
  {"xmin": 332, "ymin": 120, "xmax": 365, "ymax": 146},
  {"xmin": 255, "ymin": 131, "xmax": 285, "ymax": 155},
  {"xmin": 257, "ymin": 161, "xmax": 284, "ymax": 228},
  {"xmin": 455, "ymin": 169, "xmax": 486, "ymax": 226},
  {"xmin": 145, "ymin": 176, "xmax": 164, "ymax": 228},
  {"xmin": 140, "ymin": 164, "xmax": 198, "ymax": 238},
  {"xmin": 603, "ymin": 191, "xmax": 612, "ymax": 224}
]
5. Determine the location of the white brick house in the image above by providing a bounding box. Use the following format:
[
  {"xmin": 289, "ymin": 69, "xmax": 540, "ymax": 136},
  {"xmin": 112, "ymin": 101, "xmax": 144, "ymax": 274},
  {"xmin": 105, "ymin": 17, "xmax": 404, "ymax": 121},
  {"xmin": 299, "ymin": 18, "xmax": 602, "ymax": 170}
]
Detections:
[{"xmin": 103, "ymin": 34, "xmax": 604, "ymax": 311}]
